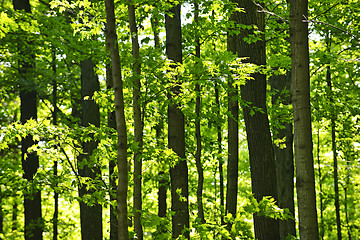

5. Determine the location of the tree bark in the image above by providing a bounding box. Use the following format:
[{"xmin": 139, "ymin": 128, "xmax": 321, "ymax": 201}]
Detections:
[
  {"xmin": 105, "ymin": 0, "xmax": 129, "ymax": 238},
  {"xmin": 270, "ymin": 73, "xmax": 296, "ymax": 240},
  {"xmin": 289, "ymin": 0, "xmax": 320, "ymax": 239},
  {"xmin": 226, "ymin": 4, "xmax": 239, "ymax": 232},
  {"xmin": 165, "ymin": 3, "xmax": 190, "ymax": 238},
  {"xmin": 13, "ymin": 0, "xmax": 43, "ymax": 239},
  {"xmin": 128, "ymin": 3, "xmax": 144, "ymax": 239},
  {"xmin": 228, "ymin": 0, "xmax": 280, "ymax": 238},
  {"xmin": 78, "ymin": 58, "xmax": 102, "ymax": 240}
]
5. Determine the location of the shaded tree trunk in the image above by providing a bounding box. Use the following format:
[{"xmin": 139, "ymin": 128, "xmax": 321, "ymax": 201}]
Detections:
[
  {"xmin": 316, "ymin": 127, "xmax": 324, "ymax": 240},
  {"xmin": 128, "ymin": 3, "xmax": 144, "ymax": 239},
  {"xmin": 13, "ymin": 1, "xmax": 43, "ymax": 239},
  {"xmin": 165, "ymin": 3, "xmax": 190, "ymax": 238},
  {"xmin": 106, "ymin": 63, "xmax": 118, "ymax": 240},
  {"xmin": 270, "ymin": 73, "xmax": 296, "ymax": 240},
  {"xmin": 52, "ymin": 48, "xmax": 59, "ymax": 240},
  {"xmin": 78, "ymin": 58, "xmax": 102, "ymax": 240},
  {"xmin": 215, "ymin": 83, "xmax": 225, "ymax": 225},
  {"xmin": 289, "ymin": 0, "xmax": 320, "ymax": 239},
  {"xmin": 228, "ymin": 0, "xmax": 280, "ymax": 238},
  {"xmin": 325, "ymin": 34, "xmax": 342, "ymax": 240},
  {"xmin": 105, "ymin": 0, "xmax": 130, "ymax": 238},
  {"xmin": 194, "ymin": 0, "xmax": 205, "ymax": 224}
]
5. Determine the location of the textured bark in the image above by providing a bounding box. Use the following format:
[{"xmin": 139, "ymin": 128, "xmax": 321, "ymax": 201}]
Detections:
[
  {"xmin": 13, "ymin": 1, "xmax": 43, "ymax": 239},
  {"xmin": 270, "ymin": 73, "xmax": 296, "ymax": 240},
  {"xmin": 128, "ymin": 3, "xmax": 144, "ymax": 239},
  {"xmin": 289, "ymin": 0, "xmax": 320, "ymax": 239},
  {"xmin": 165, "ymin": 4, "xmax": 190, "ymax": 238},
  {"xmin": 226, "ymin": 4, "xmax": 239, "ymax": 230},
  {"xmin": 105, "ymin": 0, "xmax": 129, "ymax": 238},
  {"xmin": 78, "ymin": 58, "xmax": 102, "ymax": 240},
  {"xmin": 228, "ymin": 0, "xmax": 280, "ymax": 238}
]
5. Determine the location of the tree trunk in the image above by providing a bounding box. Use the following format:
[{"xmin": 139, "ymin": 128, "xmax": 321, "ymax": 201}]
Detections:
[
  {"xmin": 316, "ymin": 127, "xmax": 324, "ymax": 240},
  {"xmin": 128, "ymin": 3, "xmax": 144, "ymax": 239},
  {"xmin": 52, "ymin": 48, "xmax": 59, "ymax": 240},
  {"xmin": 270, "ymin": 73, "xmax": 296, "ymax": 240},
  {"xmin": 13, "ymin": 1, "xmax": 43, "ymax": 239},
  {"xmin": 78, "ymin": 58, "xmax": 102, "ymax": 240},
  {"xmin": 105, "ymin": 0, "xmax": 129, "ymax": 238},
  {"xmin": 194, "ymin": 0, "xmax": 205, "ymax": 225},
  {"xmin": 289, "ymin": 0, "xmax": 320, "ymax": 239},
  {"xmin": 229, "ymin": 0, "xmax": 280, "ymax": 238},
  {"xmin": 106, "ymin": 63, "xmax": 118, "ymax": 240},
  {"xmin": 226, "ymin": 4, "xmax": 239, "ymax": 232},
  {"xmin": 215, "ymin": 83, "xmax": 225, "ymax": 225},
  {"xmin": 165, "ymin": 4, "xmax": 190, "ymax": 238}
]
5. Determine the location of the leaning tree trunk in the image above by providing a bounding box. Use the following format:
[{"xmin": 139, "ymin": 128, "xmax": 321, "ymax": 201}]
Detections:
[
  {"xmin": 78, "ymin": 58, "xmax": 102, "ymax": 240},
  {"xmin": 165, "ymin": 3, "xmax": 190, "ymax": 239},
  {"xmin": 105, "ymin": 0, "xmax": 129, "ymax": 238},
  {"xmin": 290, "ymin": 0, "xmax": 320, "ymax": 239},
  {"xmin": 13, "ymin": 0, "xmax": 43, "ymax": 239},
  {"xmin": 230, "ymin": 0, "xmax": 280, "ymax": 238}
]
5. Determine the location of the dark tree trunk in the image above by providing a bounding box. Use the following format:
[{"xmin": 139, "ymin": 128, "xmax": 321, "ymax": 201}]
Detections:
[
  {"xmin": 316, "ymin": 128, "xmax": 324, "ymax": 240},
  {"xmin": 78, "ymin": 59, "xmax": 102, "ymax": 240},
  {"xmin": 270, "ymin": 73, "xmax": 296, "ymax": 240},
  {"xmin": 0, "ymin": 187, "xmax": 3, "ymax": 239},
  {"xmin": 194, "ymin": 0, "xmax": 205, "ymax": 224},
  {"xmin": 165, "ymin": 3, "xmax": 190, "ymax": 238},
  {"xmin": 226, "ymin": 4, "xmax": 239, "ymax": 231},
  {"xmin": 106, "ymin": 63, "xmax": 118, "ymax": 240},
  {"xmin": 52, "ymin": 48, "xmax": 59, "ymax": 240},
  {"xmin": 215, "ymin": 83, "xmax": 224, "ymax": 225},
  {"xmin": 105, "ymin": 0, "xmax": 130, "ymax": 238},
  {"xmin": 128, "ymin": 3, "xmax": 144, "ymax": 239},
  {"xmin": 13, "ymin": 1, "xmax": 43, "ymax": 239},
  {"xmin": 228, "ymin": 0, "xmax": 280, "ymax": 238},
  {"xmin": 289, "ymin": 0, "xmax": 320, "ymax": 239}
]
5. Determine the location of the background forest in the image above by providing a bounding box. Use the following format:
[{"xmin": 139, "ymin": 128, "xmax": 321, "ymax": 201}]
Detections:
[{"xmin": 0, "ymin": 0, "xmax": 359, "ymax": 239}]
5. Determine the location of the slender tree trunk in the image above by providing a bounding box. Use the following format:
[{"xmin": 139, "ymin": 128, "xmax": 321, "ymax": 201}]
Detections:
[
  {"xmin": 13, "ymin": 1, "xmax": 43, "ymax": 239},
  {"xmin": 78, "ymin": 58, "xmax": 102, "ymax": 240},
  {"xmin": 12, "ymin": 202, "xmax": 17, "ymax": 231},
  {"xmin": 214, "ymin": 83, "xmax": 224, "ymax": 225},
  {"xmin": 194, "ymin": 0, "xmax": 205, "ymax": 225},
  {"xmin": 128, "ymin": 3, "xmax": 144, "ymax": 239},
  {"xmin": 290, "ymin": 0, "xmax": 320, "ymax": 239},
  {"xmin": 229, "ymin": 0, "xmax": 280, "ymax": 238},
  {"xmin": 106, "ymin": 63, "xmax": 118, "ymax": 240},
  {"xmin": 270, "ymin": 73, "xmax": 296, "ymax": 240},
  {"xmin": 105, "ymin": 0, "xmax": 129, "ymax": 238},
  {"xmin": 316, "ymin": 127, "xmax": 324, "ymax": 240},
  {"xmin": 165, "ymin": 3, "xmax": 190, "ymax": 238},
  {"xmin": 52, "ymin": 48, "xmax": 59, "ymax": 240},
  {"xmin": 226, "ymin": 4, "xmax": 239, "ymax": 231},
  {"xmin": 325, "ymin": 34, "xmax": 342, "ymax": 240}
]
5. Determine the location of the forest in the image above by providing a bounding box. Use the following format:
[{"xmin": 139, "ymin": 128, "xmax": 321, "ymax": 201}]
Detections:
[{"xmin": 0, "ymin": 0, "xmax": 359, "ymax": 239}]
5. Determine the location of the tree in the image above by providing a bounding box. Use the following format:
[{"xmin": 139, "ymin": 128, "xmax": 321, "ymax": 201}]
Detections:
[
  {"xmin": 12, "ymin": 0, "xmax": 43, "ymax": 239},
  {"xmin": 128, "ymin": 2, "xmax": 144, "ymax": 239},
  {"xmin": 165, "ymin": 3, "xmax": 190, "ymax": 238},
  {"xmin": 289, "ymin": 0, "xmax": 320, "ymax": 239},
  {"xmin": 78, "ymin": 58, "xmax": 102, "ymax": 240},
  {"xmin": 105, "ymin": 0, "xmax": 129, "ymax": 238},
  {"xmin": 230, "ymin": 0, "xmax": 280, "ymax": 238}
]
